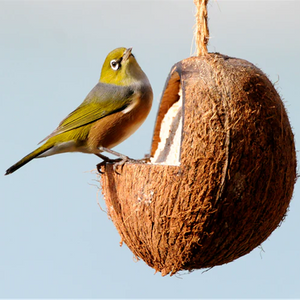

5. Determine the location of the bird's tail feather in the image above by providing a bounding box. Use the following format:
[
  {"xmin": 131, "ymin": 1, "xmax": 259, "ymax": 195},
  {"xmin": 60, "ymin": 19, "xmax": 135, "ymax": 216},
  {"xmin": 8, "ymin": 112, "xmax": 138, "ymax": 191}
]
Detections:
[{"xmin": 5, "ymin": 143, "xmax": 53, "ymax": 175}]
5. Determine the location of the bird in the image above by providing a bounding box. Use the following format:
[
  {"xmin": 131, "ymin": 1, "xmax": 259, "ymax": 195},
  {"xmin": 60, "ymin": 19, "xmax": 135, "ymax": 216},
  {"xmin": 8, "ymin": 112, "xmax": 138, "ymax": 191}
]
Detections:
[{"xmin": 5, "ymin": 47, "xmax": 153, "ymax": 175}]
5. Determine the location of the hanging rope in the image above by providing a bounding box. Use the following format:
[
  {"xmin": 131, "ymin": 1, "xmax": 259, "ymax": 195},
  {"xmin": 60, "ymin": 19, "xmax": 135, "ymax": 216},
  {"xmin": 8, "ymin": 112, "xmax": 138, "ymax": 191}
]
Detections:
[{"xmin": 194, "ymin": 0, "xmax": 209, "ymax": 56}]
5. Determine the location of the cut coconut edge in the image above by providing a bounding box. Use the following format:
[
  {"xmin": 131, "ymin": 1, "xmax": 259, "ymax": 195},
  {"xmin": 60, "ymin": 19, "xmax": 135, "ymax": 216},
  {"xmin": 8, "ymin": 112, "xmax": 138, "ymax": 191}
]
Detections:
[{"xmin": 149, "ymin": 66, "xmax": 183, "ymax": 166}]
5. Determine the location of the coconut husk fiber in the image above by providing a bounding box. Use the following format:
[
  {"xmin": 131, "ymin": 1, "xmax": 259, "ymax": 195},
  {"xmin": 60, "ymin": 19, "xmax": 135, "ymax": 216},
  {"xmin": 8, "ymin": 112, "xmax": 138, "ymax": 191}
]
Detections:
[{"xmin": 100, "ymin": 53, "xmax": 296, "ymax": 276}]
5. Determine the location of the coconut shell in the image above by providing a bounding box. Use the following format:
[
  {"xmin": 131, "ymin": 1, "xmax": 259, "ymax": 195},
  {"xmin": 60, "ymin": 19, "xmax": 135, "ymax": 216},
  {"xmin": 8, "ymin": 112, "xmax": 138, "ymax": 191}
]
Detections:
[{"xmin": 100, "ymin": 53, "xmax": 296, "ymax": 276}]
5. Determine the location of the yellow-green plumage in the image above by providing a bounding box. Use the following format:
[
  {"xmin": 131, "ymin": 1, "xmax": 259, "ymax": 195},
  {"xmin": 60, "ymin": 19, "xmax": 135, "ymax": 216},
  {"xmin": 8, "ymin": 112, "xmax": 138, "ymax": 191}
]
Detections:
[{"xmin": 5, "ymin": 47, "xmax": 153, "ymax": 175}]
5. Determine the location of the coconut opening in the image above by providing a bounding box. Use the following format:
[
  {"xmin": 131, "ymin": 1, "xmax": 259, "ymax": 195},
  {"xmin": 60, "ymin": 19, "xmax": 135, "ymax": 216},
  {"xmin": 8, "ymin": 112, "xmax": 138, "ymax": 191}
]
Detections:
[{"xmin": 150, "ymin": 69, "xmax": 182, "ymax": 165}]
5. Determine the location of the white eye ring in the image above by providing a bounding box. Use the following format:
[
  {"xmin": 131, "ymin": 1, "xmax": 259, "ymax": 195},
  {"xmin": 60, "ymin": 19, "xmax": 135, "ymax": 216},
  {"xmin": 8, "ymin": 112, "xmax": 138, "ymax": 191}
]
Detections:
[{"xmin": 110, "ymin": 59, "xmax": 120, "ymax": 71}]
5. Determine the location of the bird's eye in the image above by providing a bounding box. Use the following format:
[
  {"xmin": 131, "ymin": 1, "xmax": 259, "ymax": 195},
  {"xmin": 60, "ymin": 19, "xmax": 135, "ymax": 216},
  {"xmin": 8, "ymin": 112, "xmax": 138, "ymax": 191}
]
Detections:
[{"xmin": 110, "ymin": 59, "xmax": 120, "ymax": 71}]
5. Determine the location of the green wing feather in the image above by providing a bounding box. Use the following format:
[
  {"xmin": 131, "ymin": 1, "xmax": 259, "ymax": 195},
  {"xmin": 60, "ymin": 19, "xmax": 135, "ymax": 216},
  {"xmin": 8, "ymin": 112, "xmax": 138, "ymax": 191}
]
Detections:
[{"xmin": 39, "ymin": 82, "xmax": 134, "ymax": 143}]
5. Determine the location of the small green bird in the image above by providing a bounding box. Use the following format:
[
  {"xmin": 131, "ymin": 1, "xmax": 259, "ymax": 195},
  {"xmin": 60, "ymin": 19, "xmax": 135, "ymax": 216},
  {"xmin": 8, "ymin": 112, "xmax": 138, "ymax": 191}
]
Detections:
[{"xmin": 5, "ymin": 47, "xmax": 153, "ymax": 175}]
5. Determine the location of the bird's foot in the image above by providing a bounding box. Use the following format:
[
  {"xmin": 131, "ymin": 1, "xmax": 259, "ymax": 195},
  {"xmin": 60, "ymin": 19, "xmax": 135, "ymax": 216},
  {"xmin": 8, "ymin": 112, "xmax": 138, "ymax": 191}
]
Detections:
[
  {"xmin": 111, "ymin": 156, "xmax": 142, "ymax": 175},
  {"xmin": 96, "ymin": 147, "xmax": 149, "ymax": 175},
  {"xmin": 96, "ymin": 155, "xmax": 148, "ymax": 175},
  {"xmin": 96, "ymin": 158, "xmax": 123, "ymax": 174}
]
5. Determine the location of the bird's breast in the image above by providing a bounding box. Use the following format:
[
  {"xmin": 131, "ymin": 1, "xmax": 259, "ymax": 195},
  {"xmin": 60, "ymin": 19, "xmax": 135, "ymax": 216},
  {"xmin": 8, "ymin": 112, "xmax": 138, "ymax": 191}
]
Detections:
[{"xmin": 88, "ymin": 87, "xmax": 153, "ymax": 152}]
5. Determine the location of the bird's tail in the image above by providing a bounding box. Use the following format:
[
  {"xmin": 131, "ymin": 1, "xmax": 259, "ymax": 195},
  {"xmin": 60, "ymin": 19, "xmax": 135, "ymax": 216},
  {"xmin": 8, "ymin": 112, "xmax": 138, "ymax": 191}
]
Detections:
[{"xmin": 5, "ymin": 143, "xmax": 53, "ymax": 175}]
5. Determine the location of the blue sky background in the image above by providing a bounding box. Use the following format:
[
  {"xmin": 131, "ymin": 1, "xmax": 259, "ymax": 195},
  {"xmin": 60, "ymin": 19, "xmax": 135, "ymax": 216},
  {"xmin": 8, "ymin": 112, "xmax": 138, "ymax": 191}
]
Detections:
[{"xmin": 1, "ymin": 1, "xmax": 300, "ymax": 298}]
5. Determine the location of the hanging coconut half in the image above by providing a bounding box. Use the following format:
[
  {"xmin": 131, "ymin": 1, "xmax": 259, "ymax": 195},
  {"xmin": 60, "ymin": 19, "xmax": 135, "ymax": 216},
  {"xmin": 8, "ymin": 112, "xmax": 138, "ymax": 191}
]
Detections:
[
  {"xmin": 100, "ymin": 0, "xmax": 296, "ymax": 276},
  {"xmin": 100, "ymin": 53, "xmax": 296, "ymax": 276}
]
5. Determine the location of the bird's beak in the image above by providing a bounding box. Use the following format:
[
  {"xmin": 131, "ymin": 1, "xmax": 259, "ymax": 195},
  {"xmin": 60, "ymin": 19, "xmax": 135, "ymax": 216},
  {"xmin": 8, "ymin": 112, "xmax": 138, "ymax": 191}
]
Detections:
[{"xmin": 123, "ymin": 48, "xmax": 133, "ymax": 62}]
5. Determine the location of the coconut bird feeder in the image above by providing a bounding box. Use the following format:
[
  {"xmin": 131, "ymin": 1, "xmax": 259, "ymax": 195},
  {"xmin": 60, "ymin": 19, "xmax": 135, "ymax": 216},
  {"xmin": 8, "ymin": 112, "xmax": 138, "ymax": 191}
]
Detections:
[{"xmin": 100, "ymin": 0, "xmax": 296, "ymax": 276}]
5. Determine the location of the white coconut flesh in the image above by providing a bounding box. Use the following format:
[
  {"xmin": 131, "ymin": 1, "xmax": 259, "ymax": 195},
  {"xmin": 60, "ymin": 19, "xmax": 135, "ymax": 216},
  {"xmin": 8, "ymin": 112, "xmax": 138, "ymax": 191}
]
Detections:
[{"xmin": 150, "ymin": 88, "xmax": 182, "ymax": 166}]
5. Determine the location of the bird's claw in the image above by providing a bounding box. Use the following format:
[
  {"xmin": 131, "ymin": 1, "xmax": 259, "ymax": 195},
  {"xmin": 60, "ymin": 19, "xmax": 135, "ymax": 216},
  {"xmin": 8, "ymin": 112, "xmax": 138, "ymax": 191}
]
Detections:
[
  {"xmin": 96, "ymin": 161, "xmax": 106, "ymax": 174},
  {"xmin": 97, "ymin": 156, "xmax": 147, "ymax": 175},
  {"xmin": 97, "ymin": 158, "xmax": 122, "ymax": 174},
  {"xmin": 112, "ymin": 157, "xmax": 140, "ymax": 175}
]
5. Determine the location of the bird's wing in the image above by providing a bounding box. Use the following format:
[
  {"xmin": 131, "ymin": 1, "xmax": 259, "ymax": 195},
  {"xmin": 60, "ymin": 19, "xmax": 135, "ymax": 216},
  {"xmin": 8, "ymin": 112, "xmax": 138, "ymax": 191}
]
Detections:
[{"xmin": 39, "ymin": 82, "xmax": 134, "ymax": 143}]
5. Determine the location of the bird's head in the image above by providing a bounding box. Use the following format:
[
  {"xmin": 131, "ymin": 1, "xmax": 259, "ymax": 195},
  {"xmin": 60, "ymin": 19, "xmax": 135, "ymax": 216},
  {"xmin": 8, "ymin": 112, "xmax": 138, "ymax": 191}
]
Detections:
[{"xmin": 100, "ymin": 47, "xmax": 146, "ymax": 86}]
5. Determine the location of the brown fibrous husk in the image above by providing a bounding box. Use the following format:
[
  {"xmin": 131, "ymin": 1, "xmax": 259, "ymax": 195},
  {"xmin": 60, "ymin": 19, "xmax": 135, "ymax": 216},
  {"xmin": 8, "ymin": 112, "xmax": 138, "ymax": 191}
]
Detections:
[{"xmin": 100, "ymin": 53, "xmax": 296, "ymax": 276}]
